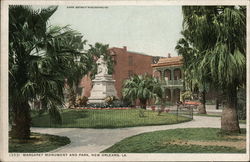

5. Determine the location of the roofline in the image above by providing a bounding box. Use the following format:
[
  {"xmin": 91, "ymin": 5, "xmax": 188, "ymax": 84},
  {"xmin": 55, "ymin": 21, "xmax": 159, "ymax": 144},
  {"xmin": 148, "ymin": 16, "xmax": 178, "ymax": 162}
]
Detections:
[
  {"xmin": 109, "ymin": 47, "xmax": 164, "ymax": 58},
  {"xmin": 151, "ymin": 61, "xmax": 183, "ymax": 67}
]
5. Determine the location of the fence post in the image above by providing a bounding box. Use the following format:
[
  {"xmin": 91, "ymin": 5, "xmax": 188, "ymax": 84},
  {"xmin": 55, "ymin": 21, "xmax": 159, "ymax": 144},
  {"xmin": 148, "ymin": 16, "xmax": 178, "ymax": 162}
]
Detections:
[
  {"xmin": 49, "ymin": 116, "xmax": 51, "ymax": 127},
  {"xmin": 191, "ymin": 107, "xmax": 193, "ymax": 119},
  {"xmin": 176, "ymin": 104, "xmax": 179, "ymax": 122}
]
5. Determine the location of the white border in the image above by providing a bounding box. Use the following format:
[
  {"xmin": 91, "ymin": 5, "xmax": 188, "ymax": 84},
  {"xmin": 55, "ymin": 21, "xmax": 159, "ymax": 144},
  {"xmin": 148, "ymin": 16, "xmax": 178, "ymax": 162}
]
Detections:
[{"xmin": 1, "ymin": 0, "xmax": 249, "ymax": 161}]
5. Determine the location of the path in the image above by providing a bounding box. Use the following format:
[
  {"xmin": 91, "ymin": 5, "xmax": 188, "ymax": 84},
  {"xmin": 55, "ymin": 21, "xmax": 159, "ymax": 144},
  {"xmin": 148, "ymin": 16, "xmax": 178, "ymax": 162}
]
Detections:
[{"xmin": 31, "ymin": 116, "xmax": 246, "ymax": 153}]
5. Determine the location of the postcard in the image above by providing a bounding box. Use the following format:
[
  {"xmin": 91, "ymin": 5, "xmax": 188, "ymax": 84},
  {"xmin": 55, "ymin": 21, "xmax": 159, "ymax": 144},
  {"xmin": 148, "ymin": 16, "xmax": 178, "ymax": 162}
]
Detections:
[{"xmin": 1, "ymin": 0, "xmax": 249, "ymax": 161}]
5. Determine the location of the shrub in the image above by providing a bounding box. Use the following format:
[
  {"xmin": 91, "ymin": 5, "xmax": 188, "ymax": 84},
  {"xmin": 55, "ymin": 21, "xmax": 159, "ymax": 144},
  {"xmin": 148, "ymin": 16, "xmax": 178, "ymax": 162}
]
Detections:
[
  {"xmin": 86, "ymin": 99, "xmax": 132, "ymax": 108},
  {"xmin": 121, "ymin": 98, "xmax": 133, "ymax": 107},
  {"xmin": 76, "ymin": 96, "xmax": 88, "ymax": 107},
  {"xmin": 87, "ymin": 103, "xmax": 109, "ymax": 108},
  {"xmin": 105, "ymin": 96, "xmax": 116, "ymax": 105},
  {"xmin": 180, "ymin": 91, "xmax": 193, "ymax": 101},
  {"xmin": 68, "ymin": 88, "xmax": 76, "ymax": 108}
]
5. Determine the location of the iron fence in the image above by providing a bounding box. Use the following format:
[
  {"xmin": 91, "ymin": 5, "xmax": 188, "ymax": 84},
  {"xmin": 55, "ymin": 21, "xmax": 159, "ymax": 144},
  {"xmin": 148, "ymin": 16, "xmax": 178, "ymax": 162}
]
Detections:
[
  {"xmin": 32, "ymin": 105, "xmax": 193, "ymax": 128},
  {"xmin": 148, "ymin": 104, "xmax": 193, "ymax": 120}
]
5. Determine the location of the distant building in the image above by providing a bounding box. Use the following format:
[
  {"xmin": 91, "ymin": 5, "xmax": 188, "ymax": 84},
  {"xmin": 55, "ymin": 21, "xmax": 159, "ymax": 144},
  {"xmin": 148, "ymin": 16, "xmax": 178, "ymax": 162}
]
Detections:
[
  {"xmin": 151, "ymin": 54, "xmax": 218, "ymax": 104},
  {"xmin": 79, "ymin": 46, "xmax": 161, "ymax": 99},
  {"xmin": 151, "ymin": 54, "xmax": 184, "ymax": 103}
]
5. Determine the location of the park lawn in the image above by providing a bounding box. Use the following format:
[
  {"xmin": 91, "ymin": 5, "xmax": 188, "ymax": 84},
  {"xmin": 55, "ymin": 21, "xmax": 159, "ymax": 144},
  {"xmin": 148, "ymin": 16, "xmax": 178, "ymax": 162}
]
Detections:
[
  {"xmin": 31, "ymin": 109, "xmax": 191, "ymax": 128},
  {"xmin": 102, "ymin": 128, "xmax": 246, "ymax": 153},
  {"xmin": 9, "ymin": 132, "xmax": 70, "ymax": 152}
]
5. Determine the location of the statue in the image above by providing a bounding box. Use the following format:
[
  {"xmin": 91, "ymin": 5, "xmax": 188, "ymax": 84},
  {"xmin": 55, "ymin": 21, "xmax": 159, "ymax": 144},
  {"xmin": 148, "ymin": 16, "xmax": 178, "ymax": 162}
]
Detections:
[
  {"xmin": 89, "ymin": 55, "xmax": 118, "ymax": 103},
  {"xmin": 96, "ymin": 55, "xmax": 108, "ymax": 76}
]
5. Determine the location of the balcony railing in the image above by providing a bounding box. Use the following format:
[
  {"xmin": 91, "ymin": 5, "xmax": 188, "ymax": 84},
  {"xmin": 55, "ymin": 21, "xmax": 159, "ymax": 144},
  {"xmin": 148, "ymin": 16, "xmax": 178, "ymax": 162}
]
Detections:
[{"xmin": 164, "ymin": 79, "xmax": 183, "ymax": 86}]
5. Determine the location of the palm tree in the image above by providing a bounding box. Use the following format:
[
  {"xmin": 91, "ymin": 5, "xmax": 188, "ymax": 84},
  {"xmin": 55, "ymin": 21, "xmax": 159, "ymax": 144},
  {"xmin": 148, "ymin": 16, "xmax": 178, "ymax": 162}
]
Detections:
[
  {"xmin": 9, "ymin": 5, "xmax": 89, "ymax": 139},
  {"xmin": 175, "ymin": 30, "xmax": 196, "ymax": 70},
  {"xmin": 181, "ymin": 6, "xmax": 246, "ymax": 132},
  {"xmin": 175, "ymin": 31, "xmax": 207, "ymax": 114},
  {"xmin": 63, "ymin": 40, "xmax": 94, "ymax": 108},
  {"xmin": 122, "ymin": 74, "xmax": 164, "ymax": 109}
]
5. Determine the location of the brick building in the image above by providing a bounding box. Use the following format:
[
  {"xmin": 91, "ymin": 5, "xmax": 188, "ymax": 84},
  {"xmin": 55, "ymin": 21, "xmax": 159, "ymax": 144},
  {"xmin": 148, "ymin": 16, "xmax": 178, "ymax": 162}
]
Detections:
[{"xmin": 79, "ymin": 46, "xmax": 160, "ymax": 99}]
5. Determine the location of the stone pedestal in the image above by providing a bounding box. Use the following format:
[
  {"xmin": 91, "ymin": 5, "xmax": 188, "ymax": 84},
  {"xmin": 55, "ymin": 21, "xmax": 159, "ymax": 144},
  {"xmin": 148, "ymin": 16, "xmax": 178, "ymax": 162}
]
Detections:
[{"xmin": 88, "ymin": 74, "xmax": 118, "ymax": 103}]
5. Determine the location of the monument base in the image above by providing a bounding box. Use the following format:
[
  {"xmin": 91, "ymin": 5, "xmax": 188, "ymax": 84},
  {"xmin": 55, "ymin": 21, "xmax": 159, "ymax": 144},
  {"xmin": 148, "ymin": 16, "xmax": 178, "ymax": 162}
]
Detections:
[{"xmin": 88, "ymin": 74, "xmax": 118, "ymax": 103}]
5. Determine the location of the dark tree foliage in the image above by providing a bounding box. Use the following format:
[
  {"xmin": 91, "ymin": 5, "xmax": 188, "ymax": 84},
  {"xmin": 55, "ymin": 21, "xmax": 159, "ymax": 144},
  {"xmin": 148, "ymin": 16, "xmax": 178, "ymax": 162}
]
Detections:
[
  {"xmin": 9, "ymin": 5, "xmax": 89, "ymax": 139},
  {"xmin": 177, "ymin": 6, "xmax": 246, "ymax": 132}
]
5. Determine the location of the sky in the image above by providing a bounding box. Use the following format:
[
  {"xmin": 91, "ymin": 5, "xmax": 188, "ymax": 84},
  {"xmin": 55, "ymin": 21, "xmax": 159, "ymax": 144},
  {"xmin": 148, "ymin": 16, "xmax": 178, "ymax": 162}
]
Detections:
[{"xmin": 46, "ymin": 5, "xmax": 183, "ymax": 57}]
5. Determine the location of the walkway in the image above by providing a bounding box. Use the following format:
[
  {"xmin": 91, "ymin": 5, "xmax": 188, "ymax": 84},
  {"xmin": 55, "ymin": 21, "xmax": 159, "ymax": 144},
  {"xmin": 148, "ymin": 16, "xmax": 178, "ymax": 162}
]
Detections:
[{"xmin": 31, "ymin": 116, "xmax": 246, "ymax": 153}]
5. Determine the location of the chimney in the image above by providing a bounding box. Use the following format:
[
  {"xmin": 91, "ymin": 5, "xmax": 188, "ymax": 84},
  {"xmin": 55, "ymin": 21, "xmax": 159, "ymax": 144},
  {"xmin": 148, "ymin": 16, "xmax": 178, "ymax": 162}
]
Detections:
[
  {"xmin": 168, "ymin": 53, "xmax": 171, "ymax": 58},
  {"xmin": 123, "ymin": 46, "xmax": 127, "ymax": 52}
]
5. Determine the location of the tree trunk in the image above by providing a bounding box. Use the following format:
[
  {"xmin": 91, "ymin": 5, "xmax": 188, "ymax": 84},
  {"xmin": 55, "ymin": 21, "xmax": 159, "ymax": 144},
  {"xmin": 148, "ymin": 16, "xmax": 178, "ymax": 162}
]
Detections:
[
  {"xmin": 10, "ymin": 100, "xmax": 31, "ymax": 139},
  {"xmin": 215, "ymin": 91, "xmax": 221, "ymax": 110},
  {"xmin": 68, "ymin": 87, "xmax": 76, "ymax": 108},
  {"xmin": 183, "ymin": 72, "xmax": 186, "ymax": 91},
  {"xmin": 198, "ymin": 90, "xmax": 207, "ymax": 114},
  {"xmin": 216, "ymin": 98, "xmax": 219, "ymax": 110},
  {"xmin": 140, "ymin": 99, "xmax": 147, "ymax": 109},
  {"xmin": 221, "ymin": 85, "xmax": 240, "ymax": 133}
]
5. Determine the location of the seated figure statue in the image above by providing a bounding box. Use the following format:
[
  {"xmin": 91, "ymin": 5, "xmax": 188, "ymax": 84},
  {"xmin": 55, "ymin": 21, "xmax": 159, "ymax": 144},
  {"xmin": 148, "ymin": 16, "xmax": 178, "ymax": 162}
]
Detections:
[{"xmin": 96, "ymin": 55, "xmax": 108, "ymax": 76}]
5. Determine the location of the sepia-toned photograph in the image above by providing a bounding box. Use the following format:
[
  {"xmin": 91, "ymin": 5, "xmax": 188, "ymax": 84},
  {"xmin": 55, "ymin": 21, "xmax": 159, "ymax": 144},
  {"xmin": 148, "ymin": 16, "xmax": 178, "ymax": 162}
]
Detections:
[{"xmin": 0, "ymin": 0, "xmax": 249, "ymax": 161}]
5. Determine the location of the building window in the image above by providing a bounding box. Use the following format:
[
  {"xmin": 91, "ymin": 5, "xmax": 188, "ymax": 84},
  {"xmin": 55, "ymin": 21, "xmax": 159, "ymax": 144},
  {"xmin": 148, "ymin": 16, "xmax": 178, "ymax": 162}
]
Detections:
[
  {"xmin": 164, "ymin": 69, "xmax": 171, "ymax": 80},
  {"xmin": 174, "ymin": 68, "xmax": 182, "ymax": 80},
  {"xmin": 153, "ymin": 70, "xmax": 161, "ymax": 78},
  {"xmin": 128, "ymin": 56, "xmax": 133, "ymax": 66}
]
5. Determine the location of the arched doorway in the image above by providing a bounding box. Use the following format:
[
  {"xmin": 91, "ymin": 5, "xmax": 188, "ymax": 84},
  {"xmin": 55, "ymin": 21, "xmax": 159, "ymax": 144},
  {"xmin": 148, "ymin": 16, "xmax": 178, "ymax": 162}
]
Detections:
[
  {"xmin": 153, "ymin": 70, "xmax": 161, "ymax": 79},
  {"xmin": 164, "ymin": 69, "xmax": 171, "ymax": 81},
  {"xmin": 165, "ymin": 88, "xmax": 171, "ymax": 101},
  {"xmin": 173, "ymin": 88, "xmax": 181, "ymax": 102}
]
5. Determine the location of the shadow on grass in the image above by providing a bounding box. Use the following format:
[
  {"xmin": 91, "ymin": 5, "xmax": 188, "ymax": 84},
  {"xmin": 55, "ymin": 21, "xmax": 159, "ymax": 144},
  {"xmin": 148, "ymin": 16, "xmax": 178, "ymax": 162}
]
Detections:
[
  {"xmin": 9, "ymin": 132, "xmax": 70, "ymax": 152},
  {"xmin": 32, "ymin": 109, "xmax": 90, "ymax": 128}
]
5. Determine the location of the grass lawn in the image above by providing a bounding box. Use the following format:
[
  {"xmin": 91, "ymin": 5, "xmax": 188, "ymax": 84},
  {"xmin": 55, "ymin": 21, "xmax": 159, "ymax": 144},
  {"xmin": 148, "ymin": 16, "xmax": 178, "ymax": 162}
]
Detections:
[
  {"xmin": 102, "ymin": 128, "xmax": 246, "ymax": 153},
  {"xmin": 9, "ymin": 132, "xmax": 70, "ymax": 152},
  {"xmin": 31, "ymin": 109, "xmax": 191, "ymax": 128}
]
